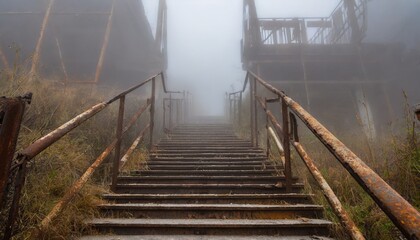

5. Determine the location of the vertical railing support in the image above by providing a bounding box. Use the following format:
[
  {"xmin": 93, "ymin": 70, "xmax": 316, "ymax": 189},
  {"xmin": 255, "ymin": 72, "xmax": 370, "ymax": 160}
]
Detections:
[
  {"xmin": 250, "ymin": 77, "xmax": 255, "ymax": 146},
  {"xmin": 111, "ymin": 95, "xmax": 125, "ymax": 192},
  {"xmin": 169, "ymin": 94, "xmax": 173, "ymax": 131},
  {"xmin": 253, "ymin": 78, "xmax": 258, "ymax": 147},
  {"xmin": 282, "ymin": 99, "xmax": 292, "ymax": 191},
  {"xmin": 265, "ymin": 98, "xmax": 270, "ymax": 158},
  {"xmin": 238, "ymin": 92, "xmax": 243, "ymax": 126},
  {"xmin": 1, "ymin": 94, "xmax": 31, "ymax": 240},
  {"xmin": 149, "ymin": 78, "xmax": 156, "ymax": 150}
]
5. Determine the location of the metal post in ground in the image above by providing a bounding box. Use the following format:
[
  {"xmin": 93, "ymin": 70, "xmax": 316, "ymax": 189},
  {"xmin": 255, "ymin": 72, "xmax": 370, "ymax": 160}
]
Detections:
[
  {"xmin": 111, "ymin": 95, "xmax": 125, "ymax": 192},
  {"xmin": 149, "ymin": 78, "xmax": 156, "ymax": 150},
  {"xmin": 282, "ymin": 99, "xmax": 292, "ymax": 192}
]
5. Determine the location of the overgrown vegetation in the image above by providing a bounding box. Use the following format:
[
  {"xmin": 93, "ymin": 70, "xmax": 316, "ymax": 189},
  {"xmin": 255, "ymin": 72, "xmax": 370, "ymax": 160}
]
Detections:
[
  {"xmin": 0, "ymin": 63, "xmax": 150, "ymax": 239},
  {"xmin": 236, "ymin": 91, "xmax": 419, "ymax": 239}
]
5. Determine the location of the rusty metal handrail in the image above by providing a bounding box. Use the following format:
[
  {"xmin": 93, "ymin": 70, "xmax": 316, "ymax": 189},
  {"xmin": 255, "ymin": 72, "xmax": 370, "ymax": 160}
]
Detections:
[
  {"xmin": 2, "ymin": 72, "xmax": 187, "ymax": 240},
  {"xmin": 228, "ymin": 70, "xmax": 420, "ymax": 239}
]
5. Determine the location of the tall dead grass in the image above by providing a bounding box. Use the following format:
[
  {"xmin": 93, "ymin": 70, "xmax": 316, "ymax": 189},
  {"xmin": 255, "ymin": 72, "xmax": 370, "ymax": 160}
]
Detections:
[{"xmin": 0, "ymin": 64, "xmax": 150, "ymax": 239}]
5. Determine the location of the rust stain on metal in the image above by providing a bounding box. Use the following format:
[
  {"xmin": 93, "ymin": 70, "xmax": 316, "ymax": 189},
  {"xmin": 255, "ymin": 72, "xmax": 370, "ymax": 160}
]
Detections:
[
  {"xmin": 31, "ymin": 138, "xmax": 118, "ymax": 239},
  {"xmin": 20, "ymin": 102, "xmax": 107, "ymax": 160},
  {"xmin": 119, "ymin": 124, "xmax": 150, "ymax": 170},
  {"xmin": 0, "ymin": 98, "xmax": 25, "ymax": 201},
  {"xmin": 293, "ymin": 142, "xmax": 365, "ymax": 240},
  {"xmin": 284, "ymin": 95, "xmax": 420, "ymax": 239},
  {"xmin": 249, "ymin": 70, "xmax": 420, "ymax": 239}
]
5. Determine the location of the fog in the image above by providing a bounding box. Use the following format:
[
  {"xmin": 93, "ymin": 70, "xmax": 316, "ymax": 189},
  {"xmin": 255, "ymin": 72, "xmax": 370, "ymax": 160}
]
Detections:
[
  {"xmin": 142, "ymin": 0, "xmax": 420, "ymax": 117},
  {"xmin": 1, "ymin": 0, "xmax": 419, "ymax": 122},
  {"xmin": 143, "ymin": 0, "xmax": 341, "ymax": 115}
]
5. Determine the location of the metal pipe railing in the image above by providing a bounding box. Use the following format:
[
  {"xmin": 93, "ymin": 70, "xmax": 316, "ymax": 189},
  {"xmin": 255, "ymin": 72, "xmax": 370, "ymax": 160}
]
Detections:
[
  {"xmin": 1, "ymin": 72, "xmax": 187, "ymax": 240},
  {"xmin": 227, "ymin": 70, "xmax": 420, "ymax": 239}
]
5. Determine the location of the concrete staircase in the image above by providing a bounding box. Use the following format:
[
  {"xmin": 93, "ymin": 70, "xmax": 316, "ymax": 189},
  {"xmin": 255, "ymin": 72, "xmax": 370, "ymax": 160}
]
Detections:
[{"xmin": 82, "ymin": 123, "xmax": 334, "ymax": 240}]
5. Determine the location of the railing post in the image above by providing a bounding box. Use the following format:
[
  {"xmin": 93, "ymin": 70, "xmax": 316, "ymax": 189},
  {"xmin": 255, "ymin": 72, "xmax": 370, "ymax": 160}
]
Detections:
[
  {"xmin": 253, "ymin": 77, "xmax": 258, "ymax": 147},
  {"xmin": 1, "ymin": 94, "xmax": 31, "ymax": 240},
  {"xmin": 265, "ymin": 98, "xmax": 270, "ymax": 158},
  {"xmin": 176, "ymin": 99, "xmax": 180, "ymax": 126},
  {"xmin": 162, "ymin": 99, "xmax": 166, "ymax": 131},
  {"xmin": 282, "ymin": 99, "xmax": 292, "ymax": 192},
  {"xmin": 111, "ymin": 95, "xmax": 125, "ymax": 192},
  {"xmin": 169, "ymin": 93, "xmax": 173, "ymax": 130},
  {"xmin": 238, "ymin": 92, "xmax": 242, "ymax": 126},
  {"xmin": 229, "ymin": 97, "xmax": 233, "ymax": 122},
  {"xmin": 149, "ymin": 77, "xmax": 156, "ymax": 150},
  {"xmin": 250, "ymin": 77, "xmax": 255, "ymax": 146}
]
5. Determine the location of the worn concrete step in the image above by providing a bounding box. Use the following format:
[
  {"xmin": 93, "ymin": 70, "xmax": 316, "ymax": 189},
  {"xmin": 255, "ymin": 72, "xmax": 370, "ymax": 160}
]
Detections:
[
  {"xmin": 153, "ymin": 150, "xmax": 263, "ymax": 154},
  {"xmin": 116, "ymin": 175, "xmax": 293, "ymax": 184},
  {"xmin": 154, "ymin": 146, "xmax": 257, "ymax": 150},
  {"xmin": 147, "ymin": 158, "xmax": 269, "ymax": 162},
  {"xmin": 130, "ymin": 170, "xmax": 278, "ymax": 176},
  {"xmin": 99, "ymin": 203, "xmax": 324, "ymax": 219},
  {"xmin": 80, "ymin": 235, "xmax": 334, "ymax": 240},
  {"xmin": 147, "ymin": 160, "xmax": 271, "ymax": 165},
  {"xmin": 114, "ymin": 183, "xmax": 304, "ymax": 194},
  {"xmin": 101, "ymin": 193, "xmax": 313, "ymax": 204},
  {"xmin": 157, "ymin": 141, "xmax": 251, "ymax": 144},
  {"xmin": 146, "ymin": 165, "xmax": 275, "ymax": 171},
  {"xmin": 85, "ymin": 218, "xmax": 332, "ymax": 236},
  {"xmin": 150, "ymin": 153, "xmax": 266, "ymax": 158}
]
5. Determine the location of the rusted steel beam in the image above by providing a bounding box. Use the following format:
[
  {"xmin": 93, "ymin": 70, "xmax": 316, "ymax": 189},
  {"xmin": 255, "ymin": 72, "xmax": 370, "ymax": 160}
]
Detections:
[
  {"xmin": 30, "ymin": 0, "xmax": 54, "ymax": 78},
  {"xmin": 0, "ymin": 95, "xmax": 31, "ymax": 240},
  {"xmin": 20, "ymin": 102, "xmax": 107, "ymax": 160},
  {"xmin": 30, "ymin": 138, "xmax": 119, "ymax": 239},
  {"xmin": 119, "ymin": 124, "xmax": 150, "ymax": 170},
  {"xmin": 94, "ymin": 0, "xmax": 115, "ymax": 83},
  {"xmin": 293, "ymin": 142, "xmax": 365, "ymax": 240},
  {"xmin": 0, "ymin": 98, "xmax": 26, "ymax": 202},
  {"xmin": 111, "ymin": 96, "xmax": 125, "ymax": 192}
]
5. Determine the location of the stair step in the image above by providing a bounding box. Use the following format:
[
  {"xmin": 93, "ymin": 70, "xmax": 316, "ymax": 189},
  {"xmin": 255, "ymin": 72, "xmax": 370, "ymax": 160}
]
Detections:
[
  {"xmin": 153, "ymin": 150, "xmax": 263, "ymax": 153},
  {"xmin": 146, "ymin": 165, "xmax": 275, "ymax": 170},
  {"xmin": 102, "ymin": 193, "xmax": 313, "ymax": 204},
  {"xmin": 150, "ymin": 153, "xmax": 266, "ymax": 158},
  {"xmin": 148, "ymin": 157, "xmax": 268, "ymax": 161},
  {"xmin": 99, "ymin": 203, "xmax": 324, "ymax": 219},
  {"xmin": 114, "ymin": 183, "xmax": 304, "ymax": 194},
  {"xmin": 80, "ymin": 235, "xmax": 334, "ymax": 240},
  {"xmin": 86, "ymin": 218, "xmax": 332, "ymax": 236},
  {"xmin": 130, "ymin": 170, "xmax": 278, "ymax": 176},
  {"xmin": 116, "ymin": 176, "xmax": 293, "ymax": 184},
  {"xmin": 147, "ymin": 161, "xmax": 272, "ymax": 165}
]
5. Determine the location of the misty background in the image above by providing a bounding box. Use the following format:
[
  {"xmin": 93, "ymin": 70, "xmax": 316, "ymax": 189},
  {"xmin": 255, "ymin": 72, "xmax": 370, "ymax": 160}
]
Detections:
[{"xmin": 142, "ymin": 0, "xmax": 420, "ymax": 115}]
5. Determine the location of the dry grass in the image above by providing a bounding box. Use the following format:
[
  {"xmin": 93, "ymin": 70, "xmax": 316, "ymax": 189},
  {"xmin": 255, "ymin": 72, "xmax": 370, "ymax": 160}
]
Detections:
[
  {"xmin": 236, "ymin": 91, "xmax": 419, "ymax": 239},
  {"xmin": 0, "ymin": 64, "xmax": 150, "ymax": 239}
]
